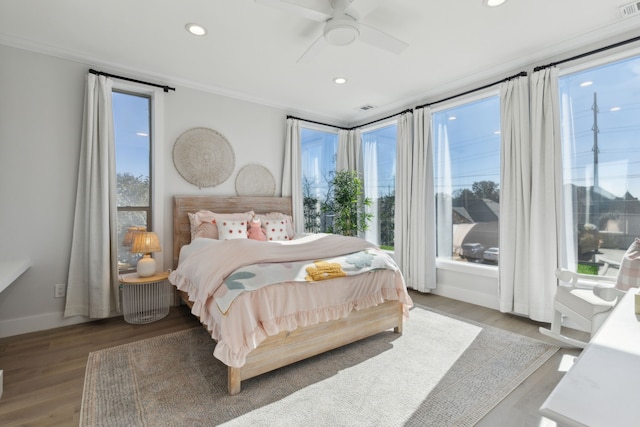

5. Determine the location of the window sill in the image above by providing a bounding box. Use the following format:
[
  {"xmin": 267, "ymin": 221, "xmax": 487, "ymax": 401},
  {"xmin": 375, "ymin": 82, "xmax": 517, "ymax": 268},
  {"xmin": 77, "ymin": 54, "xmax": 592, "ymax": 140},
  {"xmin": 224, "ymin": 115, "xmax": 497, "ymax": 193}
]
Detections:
[{"xmin": 436, "ymin": 258, "xmax": 498, "ymax": 279}]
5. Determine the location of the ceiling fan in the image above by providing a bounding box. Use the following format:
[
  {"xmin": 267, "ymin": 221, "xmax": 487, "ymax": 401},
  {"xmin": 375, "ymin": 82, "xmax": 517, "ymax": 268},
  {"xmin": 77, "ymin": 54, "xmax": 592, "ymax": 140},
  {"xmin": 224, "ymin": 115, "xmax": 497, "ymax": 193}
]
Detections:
[{"xmin": 255, "ymin": 0, "xmax": 409, "ymax": 63}]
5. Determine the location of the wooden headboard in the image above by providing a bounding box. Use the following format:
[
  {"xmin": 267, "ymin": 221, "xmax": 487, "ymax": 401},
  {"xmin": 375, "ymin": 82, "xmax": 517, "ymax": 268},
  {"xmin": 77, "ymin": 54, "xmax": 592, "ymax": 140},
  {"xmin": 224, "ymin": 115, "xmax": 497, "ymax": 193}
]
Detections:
[{"xmin": 173, "ymin": 195, "xmax": 293, "ymax": 268}]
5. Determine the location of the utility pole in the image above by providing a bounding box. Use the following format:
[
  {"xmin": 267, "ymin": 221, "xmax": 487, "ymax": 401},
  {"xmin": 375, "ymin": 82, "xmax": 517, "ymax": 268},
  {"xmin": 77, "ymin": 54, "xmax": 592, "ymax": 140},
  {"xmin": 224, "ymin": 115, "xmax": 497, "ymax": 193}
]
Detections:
[
  {"xmin": 590, "ymin": 92, "xmax": 600, "ymax": 228},
  {"xmin": 592, "ymin": 92, "xmax": 599, "ymax": 189}
]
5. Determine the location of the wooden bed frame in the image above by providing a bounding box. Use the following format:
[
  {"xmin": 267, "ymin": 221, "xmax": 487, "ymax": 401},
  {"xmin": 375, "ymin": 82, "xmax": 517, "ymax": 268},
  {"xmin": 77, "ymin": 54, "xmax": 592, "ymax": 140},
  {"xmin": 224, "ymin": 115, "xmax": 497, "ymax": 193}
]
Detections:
[{"xmin": 172, "ymin": 195, "xmax": 404, "ymax": 395}]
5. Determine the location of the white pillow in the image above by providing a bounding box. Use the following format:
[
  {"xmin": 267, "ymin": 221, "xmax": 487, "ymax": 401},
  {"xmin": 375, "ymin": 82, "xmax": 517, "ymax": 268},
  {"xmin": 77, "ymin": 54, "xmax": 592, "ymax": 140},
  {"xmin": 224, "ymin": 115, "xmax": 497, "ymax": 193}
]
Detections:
[
  {"xmin": 216, "ymin": 219, "xmax": 248, "ymax": 240},
  {"xmin": 263, "ymin": 218, "xmax": 290, "ymax": 241},
  {"xmin": 256, "ymin": 212, "xmax": 295, "ymax": 240}
]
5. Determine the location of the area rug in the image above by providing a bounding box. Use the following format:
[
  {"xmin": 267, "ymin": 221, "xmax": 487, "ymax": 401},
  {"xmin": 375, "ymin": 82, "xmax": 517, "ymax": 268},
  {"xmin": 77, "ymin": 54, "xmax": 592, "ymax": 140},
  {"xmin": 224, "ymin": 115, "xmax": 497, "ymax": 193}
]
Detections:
[{"xmin": 80, "ymin": 306, "xmax": 558, "ymax": 427}]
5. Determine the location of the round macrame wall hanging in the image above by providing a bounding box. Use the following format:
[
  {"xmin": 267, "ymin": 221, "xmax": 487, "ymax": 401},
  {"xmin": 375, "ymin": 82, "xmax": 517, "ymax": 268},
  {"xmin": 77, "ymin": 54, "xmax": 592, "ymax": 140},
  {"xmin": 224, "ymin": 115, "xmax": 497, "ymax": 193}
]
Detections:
[
  {"xmin": 235, "ymin": 164, "xmax": 276, "ymax": 196},
  {"xmin": 173, "ymin": 127, "xmax": 235, "ymax": 188}
]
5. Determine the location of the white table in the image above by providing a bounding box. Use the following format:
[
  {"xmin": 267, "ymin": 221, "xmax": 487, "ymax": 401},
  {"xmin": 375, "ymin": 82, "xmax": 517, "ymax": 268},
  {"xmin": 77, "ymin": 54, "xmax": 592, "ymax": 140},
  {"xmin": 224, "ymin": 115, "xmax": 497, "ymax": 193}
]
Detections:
[
  {"xmin": 0, "ymin": 258, "xmax": 31, "ymax": 294},
  {"xmin": 0, "ymin": 258, "xmax": 31, "ymax": 399},
  {"xmin": 539, "ymin": 290, "xmax": 640, "ymax": 427}
]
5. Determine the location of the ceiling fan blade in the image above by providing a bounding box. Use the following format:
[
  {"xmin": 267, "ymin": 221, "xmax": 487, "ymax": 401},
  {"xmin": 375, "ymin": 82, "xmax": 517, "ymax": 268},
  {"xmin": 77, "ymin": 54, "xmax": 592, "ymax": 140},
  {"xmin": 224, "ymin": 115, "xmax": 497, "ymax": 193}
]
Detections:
[
  {"xmin": 254, "ymin": 0, "xmax": 332, "ymax": 22},
  {"xmin": 358, "ymin": 23, "xmax": 408, "ymax": 55},
  {"xmin": 296, "ymin": 35, "xmax": 328, "ymax": 63},
  {"xmin": 344, "ymin": 0, "xmax": 383, "ymax": 20}
]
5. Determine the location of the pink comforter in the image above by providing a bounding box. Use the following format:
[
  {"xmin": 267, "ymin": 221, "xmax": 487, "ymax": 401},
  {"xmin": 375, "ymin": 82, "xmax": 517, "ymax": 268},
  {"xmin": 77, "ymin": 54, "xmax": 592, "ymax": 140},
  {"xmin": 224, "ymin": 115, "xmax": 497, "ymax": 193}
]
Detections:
[{"xmin": 169, "ymin": 233, "xmax": 413, "ymax": 367}]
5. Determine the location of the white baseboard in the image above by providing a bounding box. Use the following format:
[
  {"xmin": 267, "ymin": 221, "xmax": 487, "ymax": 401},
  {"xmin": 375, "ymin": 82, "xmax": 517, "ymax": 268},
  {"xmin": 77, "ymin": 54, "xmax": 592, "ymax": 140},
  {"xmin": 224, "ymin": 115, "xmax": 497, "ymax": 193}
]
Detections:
[{"xmin": 0, "ymin": 311, "xmax": 93, "ymax": 339}]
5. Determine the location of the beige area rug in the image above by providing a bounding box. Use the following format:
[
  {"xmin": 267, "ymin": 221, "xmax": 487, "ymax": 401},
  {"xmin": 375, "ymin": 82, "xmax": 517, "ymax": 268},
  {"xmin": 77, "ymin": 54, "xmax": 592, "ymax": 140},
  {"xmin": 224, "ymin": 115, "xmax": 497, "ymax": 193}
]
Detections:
[{"xmin": 81, "ymin": 306, "xmax": 558, "ymax": 427}]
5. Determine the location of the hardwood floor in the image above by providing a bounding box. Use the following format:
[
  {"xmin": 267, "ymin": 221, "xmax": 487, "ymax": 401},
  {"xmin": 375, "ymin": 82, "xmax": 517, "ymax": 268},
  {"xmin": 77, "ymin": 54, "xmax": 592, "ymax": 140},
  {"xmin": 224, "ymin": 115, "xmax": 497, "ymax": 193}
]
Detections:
[{"xmin": 0, "ymin": 292, "xmax": 584, "ymax": 427}]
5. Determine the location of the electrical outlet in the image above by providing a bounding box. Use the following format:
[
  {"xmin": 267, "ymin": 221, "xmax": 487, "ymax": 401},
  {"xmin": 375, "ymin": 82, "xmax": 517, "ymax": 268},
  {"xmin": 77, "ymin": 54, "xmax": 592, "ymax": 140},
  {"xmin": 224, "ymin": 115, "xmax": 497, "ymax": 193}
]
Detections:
[{"xmin": 54, "ymin": 283, "xmax": 66, "ymax": 299}]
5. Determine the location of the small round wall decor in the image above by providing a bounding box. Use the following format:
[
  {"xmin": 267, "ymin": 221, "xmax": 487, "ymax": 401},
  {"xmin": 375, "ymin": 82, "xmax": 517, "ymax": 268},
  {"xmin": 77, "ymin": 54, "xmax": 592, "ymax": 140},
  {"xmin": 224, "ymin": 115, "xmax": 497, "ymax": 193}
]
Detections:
[
  {"xmin": 173, "ymin": 127, "xmax": 235, "ymax": 188},
  {"xmin": 235, "ymin": 164, "xmax": 276, "ymax": 196}
]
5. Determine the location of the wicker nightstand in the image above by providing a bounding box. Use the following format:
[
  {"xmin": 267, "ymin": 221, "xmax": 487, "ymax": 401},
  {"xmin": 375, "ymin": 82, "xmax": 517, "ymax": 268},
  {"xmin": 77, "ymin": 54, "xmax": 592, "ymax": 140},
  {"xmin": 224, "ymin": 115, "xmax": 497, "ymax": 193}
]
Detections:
[{"xmin": 119, "ymin": 271, "xmax": 171, "ymax": 324}]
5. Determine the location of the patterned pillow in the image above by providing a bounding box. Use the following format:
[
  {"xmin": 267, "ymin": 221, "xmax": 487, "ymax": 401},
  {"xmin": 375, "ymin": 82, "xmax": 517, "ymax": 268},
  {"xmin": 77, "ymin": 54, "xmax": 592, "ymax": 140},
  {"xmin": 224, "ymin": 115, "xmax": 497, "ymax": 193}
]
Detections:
[
  {"xmin": 263, "ymin": 217, "xmax": 291, "ymax": 241},
  {"xmin": 256, "ymin": 212, "xmax": 295, "ymax": 240},
  {"xmin": 216, "ymin": 219, "xmax": 248, "ymax": 240},
  {"xmin": 615, "ymin": 238, "xmax": 640, "ymax": 290}
]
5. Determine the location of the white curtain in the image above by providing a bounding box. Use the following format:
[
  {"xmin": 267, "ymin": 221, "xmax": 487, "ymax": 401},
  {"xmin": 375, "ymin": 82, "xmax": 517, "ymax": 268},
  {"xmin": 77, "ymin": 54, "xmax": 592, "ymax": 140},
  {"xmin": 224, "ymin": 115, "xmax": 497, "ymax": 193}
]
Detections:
[
  {"xmin": 498, "ymin": 75, "xmax": 532, "ymax": 315},
  {"xmin": 337, "ymin": 128, "xmax": 361, "ymax": 172},
  {"xmin": 282, "ymin": 118, "xmax": 305, "ymax": 235},
  {"xmin": 362, "ymin": 135, "xmax": 379, "ymax": 243},
  {"xmin": 65, "ymin": 73, "xmax": 119, "ymax": 318},
  {"xmin": 527, "ymin": 67, "xmax": 564, "ymax": 322},
  {"xmin": 395, "ymin": 110, "xmax": 436, "ymax": 291}
]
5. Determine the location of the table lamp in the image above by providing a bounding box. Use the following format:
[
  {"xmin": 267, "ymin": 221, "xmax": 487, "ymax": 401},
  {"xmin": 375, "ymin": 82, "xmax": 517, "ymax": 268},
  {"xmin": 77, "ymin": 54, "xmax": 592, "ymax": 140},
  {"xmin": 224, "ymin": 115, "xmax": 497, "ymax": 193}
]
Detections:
[{"xmin": 131, "ymin": 231, "xmax": 162, "ymax": 277}]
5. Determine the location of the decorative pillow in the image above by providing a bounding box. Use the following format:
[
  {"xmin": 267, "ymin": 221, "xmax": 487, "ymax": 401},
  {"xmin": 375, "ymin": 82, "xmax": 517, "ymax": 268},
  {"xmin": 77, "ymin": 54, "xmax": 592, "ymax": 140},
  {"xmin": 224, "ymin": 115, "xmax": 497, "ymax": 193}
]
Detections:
[
  {"xmin": 256, "ymin": 212, "xmax": 295, "ymax": 240},
  {"xmin": 263, "ymin": 217, "xmax": 291, "ymax": 241},
  {"xmin": 615, "ymin": 238, "xmax": 640, "ymax": 290},
  {"xmin": 193, "ymin": 221, "xmax": 218, "ymax": 239},
  {"xmin": 189, "ymin": 210, "xmax": 254, "ymax": 241},
  {"xmin": 247, "ymin": 218, "xmax": 267, "ymax": 241},
  {"xmin": 216, "ymin": 219, "xmax": 248, "ymax": 240}
]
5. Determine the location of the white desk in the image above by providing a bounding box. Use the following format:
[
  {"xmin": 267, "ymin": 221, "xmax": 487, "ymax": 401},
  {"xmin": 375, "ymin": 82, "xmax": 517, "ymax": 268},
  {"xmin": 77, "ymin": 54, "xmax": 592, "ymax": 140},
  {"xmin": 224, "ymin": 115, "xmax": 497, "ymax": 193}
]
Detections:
[
  {"xmin": 0, "ymin": 258, "xmax": 31, "ymax": 294},
  {"xmin": 540, "ymin": 290, "xmax": 640, "ymax": 427}
]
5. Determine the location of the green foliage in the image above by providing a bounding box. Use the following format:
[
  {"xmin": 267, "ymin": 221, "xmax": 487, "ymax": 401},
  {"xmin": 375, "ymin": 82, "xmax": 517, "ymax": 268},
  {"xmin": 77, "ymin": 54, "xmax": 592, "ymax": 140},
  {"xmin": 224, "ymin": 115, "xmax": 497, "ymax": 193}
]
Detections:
[
  {"xmin": 322, "ymin": 170, "xmax": 373, "ymax": 237},
  {"xmin": 577, "ymin": 263, "xmax": 599, "ymax": 275}
]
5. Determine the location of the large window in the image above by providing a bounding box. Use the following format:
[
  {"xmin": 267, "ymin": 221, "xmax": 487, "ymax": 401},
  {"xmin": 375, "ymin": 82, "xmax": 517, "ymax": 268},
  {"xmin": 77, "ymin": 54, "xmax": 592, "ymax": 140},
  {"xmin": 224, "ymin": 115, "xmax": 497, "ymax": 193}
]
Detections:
[
  {"xmin": 113, "ymin": 91, "xmax": 152, "ymax": 272},
  {"xmin": 559, "ymin": 54, "xmax": 640, "ymax": 273},
  {"xmin": 301, "ymin": 126, "xmax": 338, "ymax": 233},
  {"xmin": 362, "ymin": 123, "xmax": 397, "ymax": 249},
  {"xmin": 433, "ymin": 94, "xmax": 501, "ymax": 265}
]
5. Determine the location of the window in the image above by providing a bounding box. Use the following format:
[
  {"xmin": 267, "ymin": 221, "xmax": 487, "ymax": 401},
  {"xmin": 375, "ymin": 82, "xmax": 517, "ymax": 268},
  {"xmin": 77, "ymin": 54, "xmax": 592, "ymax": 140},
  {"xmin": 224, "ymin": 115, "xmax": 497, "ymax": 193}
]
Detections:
[
  {"xmin": 301, "ymin": 126, "xmax": 338, "ymax": 233},
  {"xmin": 361, "ymin": 123, "xmax": 397, "ymax": 249},
  {"xmin": 113, "ymin": 91, "xmax": 152, "ymax": 272},
  {"xmin": 559, "ymin": 54, "xmax": 640, "ymax": 273},
  {"xmin": 433, "ymin": 94, "xmax": 501, "ymax": 265}
]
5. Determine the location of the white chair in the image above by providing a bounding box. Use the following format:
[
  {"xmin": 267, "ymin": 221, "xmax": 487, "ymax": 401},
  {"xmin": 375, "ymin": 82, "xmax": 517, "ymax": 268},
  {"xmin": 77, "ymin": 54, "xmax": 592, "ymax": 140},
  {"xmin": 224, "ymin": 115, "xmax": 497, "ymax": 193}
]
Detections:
[{"xmin": 539, "ymin": 268, "xmax": 625, "ymax": 348}]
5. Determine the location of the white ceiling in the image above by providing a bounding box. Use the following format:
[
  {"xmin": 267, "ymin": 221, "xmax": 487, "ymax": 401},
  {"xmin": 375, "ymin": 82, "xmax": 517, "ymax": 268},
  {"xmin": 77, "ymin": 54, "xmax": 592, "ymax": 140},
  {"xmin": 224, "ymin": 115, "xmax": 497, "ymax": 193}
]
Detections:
[{"xmin": 1, "ymin": 0, "xmax": 639, "ymax": 126}]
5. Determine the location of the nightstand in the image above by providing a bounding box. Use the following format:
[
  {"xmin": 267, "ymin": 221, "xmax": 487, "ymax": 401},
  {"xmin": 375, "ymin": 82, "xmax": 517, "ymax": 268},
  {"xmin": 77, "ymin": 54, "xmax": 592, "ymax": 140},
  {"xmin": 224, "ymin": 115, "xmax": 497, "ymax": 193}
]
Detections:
[{"xmin": 119, "ymin": 271, "xmax": 171, "ymax": 324}]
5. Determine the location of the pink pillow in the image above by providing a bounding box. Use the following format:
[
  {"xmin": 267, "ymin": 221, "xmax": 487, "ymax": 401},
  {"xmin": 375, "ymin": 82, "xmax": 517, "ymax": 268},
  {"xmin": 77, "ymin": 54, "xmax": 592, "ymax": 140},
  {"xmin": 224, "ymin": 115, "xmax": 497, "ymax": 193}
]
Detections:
[{"xmin": 615, "ymin": 238, "xmax": 640, "ymax": 291}]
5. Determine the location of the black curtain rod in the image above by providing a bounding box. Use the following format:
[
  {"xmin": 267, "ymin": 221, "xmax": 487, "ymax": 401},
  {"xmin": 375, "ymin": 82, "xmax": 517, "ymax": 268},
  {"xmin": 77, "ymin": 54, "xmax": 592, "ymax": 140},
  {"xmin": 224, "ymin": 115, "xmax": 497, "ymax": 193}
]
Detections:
[
  {"xmin": 347, "ymin": 109, "xmax": 413, "ymax": 130},
  {"xmin": 286, "ymin": 115, "xmax": 348, "ymax": 130},
  {"xmin": 287, "ymin": 108, "xmax": 413, "ymax": 131},
  {"xmin": 416, "ymin": 71, "xmax": 527, "ymax": 110},
  {"xmin": 89, "ymin": 69, "xmax": 175, "ymax": 93},
  {"xmin": 533, "ymin": 34, "xmax": 640, "ymax": 72}
]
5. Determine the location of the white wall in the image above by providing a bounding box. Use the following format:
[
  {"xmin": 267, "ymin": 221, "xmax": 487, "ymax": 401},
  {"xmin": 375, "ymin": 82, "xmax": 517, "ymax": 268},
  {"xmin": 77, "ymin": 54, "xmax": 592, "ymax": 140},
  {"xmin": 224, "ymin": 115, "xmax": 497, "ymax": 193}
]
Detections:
[{"xmin": 0, "ymin": 44, "xmax": 288, "ymax": 337}]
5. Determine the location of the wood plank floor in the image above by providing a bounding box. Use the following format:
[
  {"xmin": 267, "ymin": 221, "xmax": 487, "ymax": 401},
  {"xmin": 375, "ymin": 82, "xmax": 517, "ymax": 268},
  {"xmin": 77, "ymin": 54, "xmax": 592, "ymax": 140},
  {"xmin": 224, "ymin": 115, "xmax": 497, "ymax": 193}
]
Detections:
[{"xmin": 0, "ymin": 291, "xmax": 585, "ymax": 426}]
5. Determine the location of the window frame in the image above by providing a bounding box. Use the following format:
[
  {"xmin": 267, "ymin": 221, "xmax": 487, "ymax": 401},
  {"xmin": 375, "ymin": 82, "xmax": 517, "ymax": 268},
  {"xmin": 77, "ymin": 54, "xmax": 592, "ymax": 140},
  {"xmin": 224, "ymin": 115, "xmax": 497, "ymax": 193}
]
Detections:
[
  {"xmin": 112, "ymin": 81, "xmax": 165, "ymax": 273},
  {"xmin": 430, "ymin": 88, "xmax": 501, "ymax": 273}
]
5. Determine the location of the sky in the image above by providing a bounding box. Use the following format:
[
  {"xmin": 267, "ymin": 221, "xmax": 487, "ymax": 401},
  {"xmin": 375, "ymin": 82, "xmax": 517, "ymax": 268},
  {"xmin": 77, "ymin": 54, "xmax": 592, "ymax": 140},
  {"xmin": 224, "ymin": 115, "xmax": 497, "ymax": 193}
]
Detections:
[{"xmin": 113, "ymin": 92, "xmax": 150, "ymax": 179}]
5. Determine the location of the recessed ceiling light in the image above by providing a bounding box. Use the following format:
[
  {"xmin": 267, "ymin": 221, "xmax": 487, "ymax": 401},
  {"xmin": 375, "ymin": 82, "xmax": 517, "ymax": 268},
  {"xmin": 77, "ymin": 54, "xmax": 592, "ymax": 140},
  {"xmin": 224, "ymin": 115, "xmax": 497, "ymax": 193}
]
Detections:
[
  {"xmin": 482, "ymin": 0, "xmax": 507, "ymax": 7},
  {"xmin": 448, "ymin": 116, "xmax": 457, "ymax": 121},
  {"xmin": 580, "ymin": 81, "xmax": 593, "ymax": 87},
  {"xmin": 185, "ymin": 23, "xmax": 207, "ymax": 36},
  {"xmin": 333, "ymin": 77, "xmax": 347, "ymax": 84},
  {"xmin": 136, "ymin": 132, "xmax": 149, "ymax": 137}
]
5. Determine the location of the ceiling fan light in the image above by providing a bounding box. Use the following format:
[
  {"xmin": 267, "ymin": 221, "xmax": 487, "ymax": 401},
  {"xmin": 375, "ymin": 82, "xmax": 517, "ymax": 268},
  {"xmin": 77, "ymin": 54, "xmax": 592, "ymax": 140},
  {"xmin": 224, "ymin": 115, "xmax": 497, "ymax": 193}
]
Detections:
[{"xmin": 324, "ymin": 18, "xmax": 359, "ymax": 46}]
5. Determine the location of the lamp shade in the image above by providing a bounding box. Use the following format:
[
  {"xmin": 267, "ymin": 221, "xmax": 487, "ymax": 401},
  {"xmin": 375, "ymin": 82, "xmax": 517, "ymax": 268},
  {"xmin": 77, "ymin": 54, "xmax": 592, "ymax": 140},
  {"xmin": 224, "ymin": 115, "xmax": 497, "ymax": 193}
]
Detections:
[
  {"xmin": 131, "ymin": 231, "xmax": 161, "ymax": 277},
  {"xmin": 122, "ymin": 226, "xmax": 146, "ymax": 247},
  {"xmin": 131, "ymin": 231, "xmax": 162, "ymax": 254}
]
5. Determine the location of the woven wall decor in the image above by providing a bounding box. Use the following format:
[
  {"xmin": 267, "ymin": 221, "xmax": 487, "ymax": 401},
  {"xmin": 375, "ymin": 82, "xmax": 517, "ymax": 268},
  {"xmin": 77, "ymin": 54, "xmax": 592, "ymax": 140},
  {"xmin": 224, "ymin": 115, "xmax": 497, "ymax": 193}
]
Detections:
[
  {"xmin": 173, "ymin": 127, "xmax": 235, "ymax": 188},
  {"xmin": 235, "ymin": 164, "xmax": 276, "ymax": 196}
]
